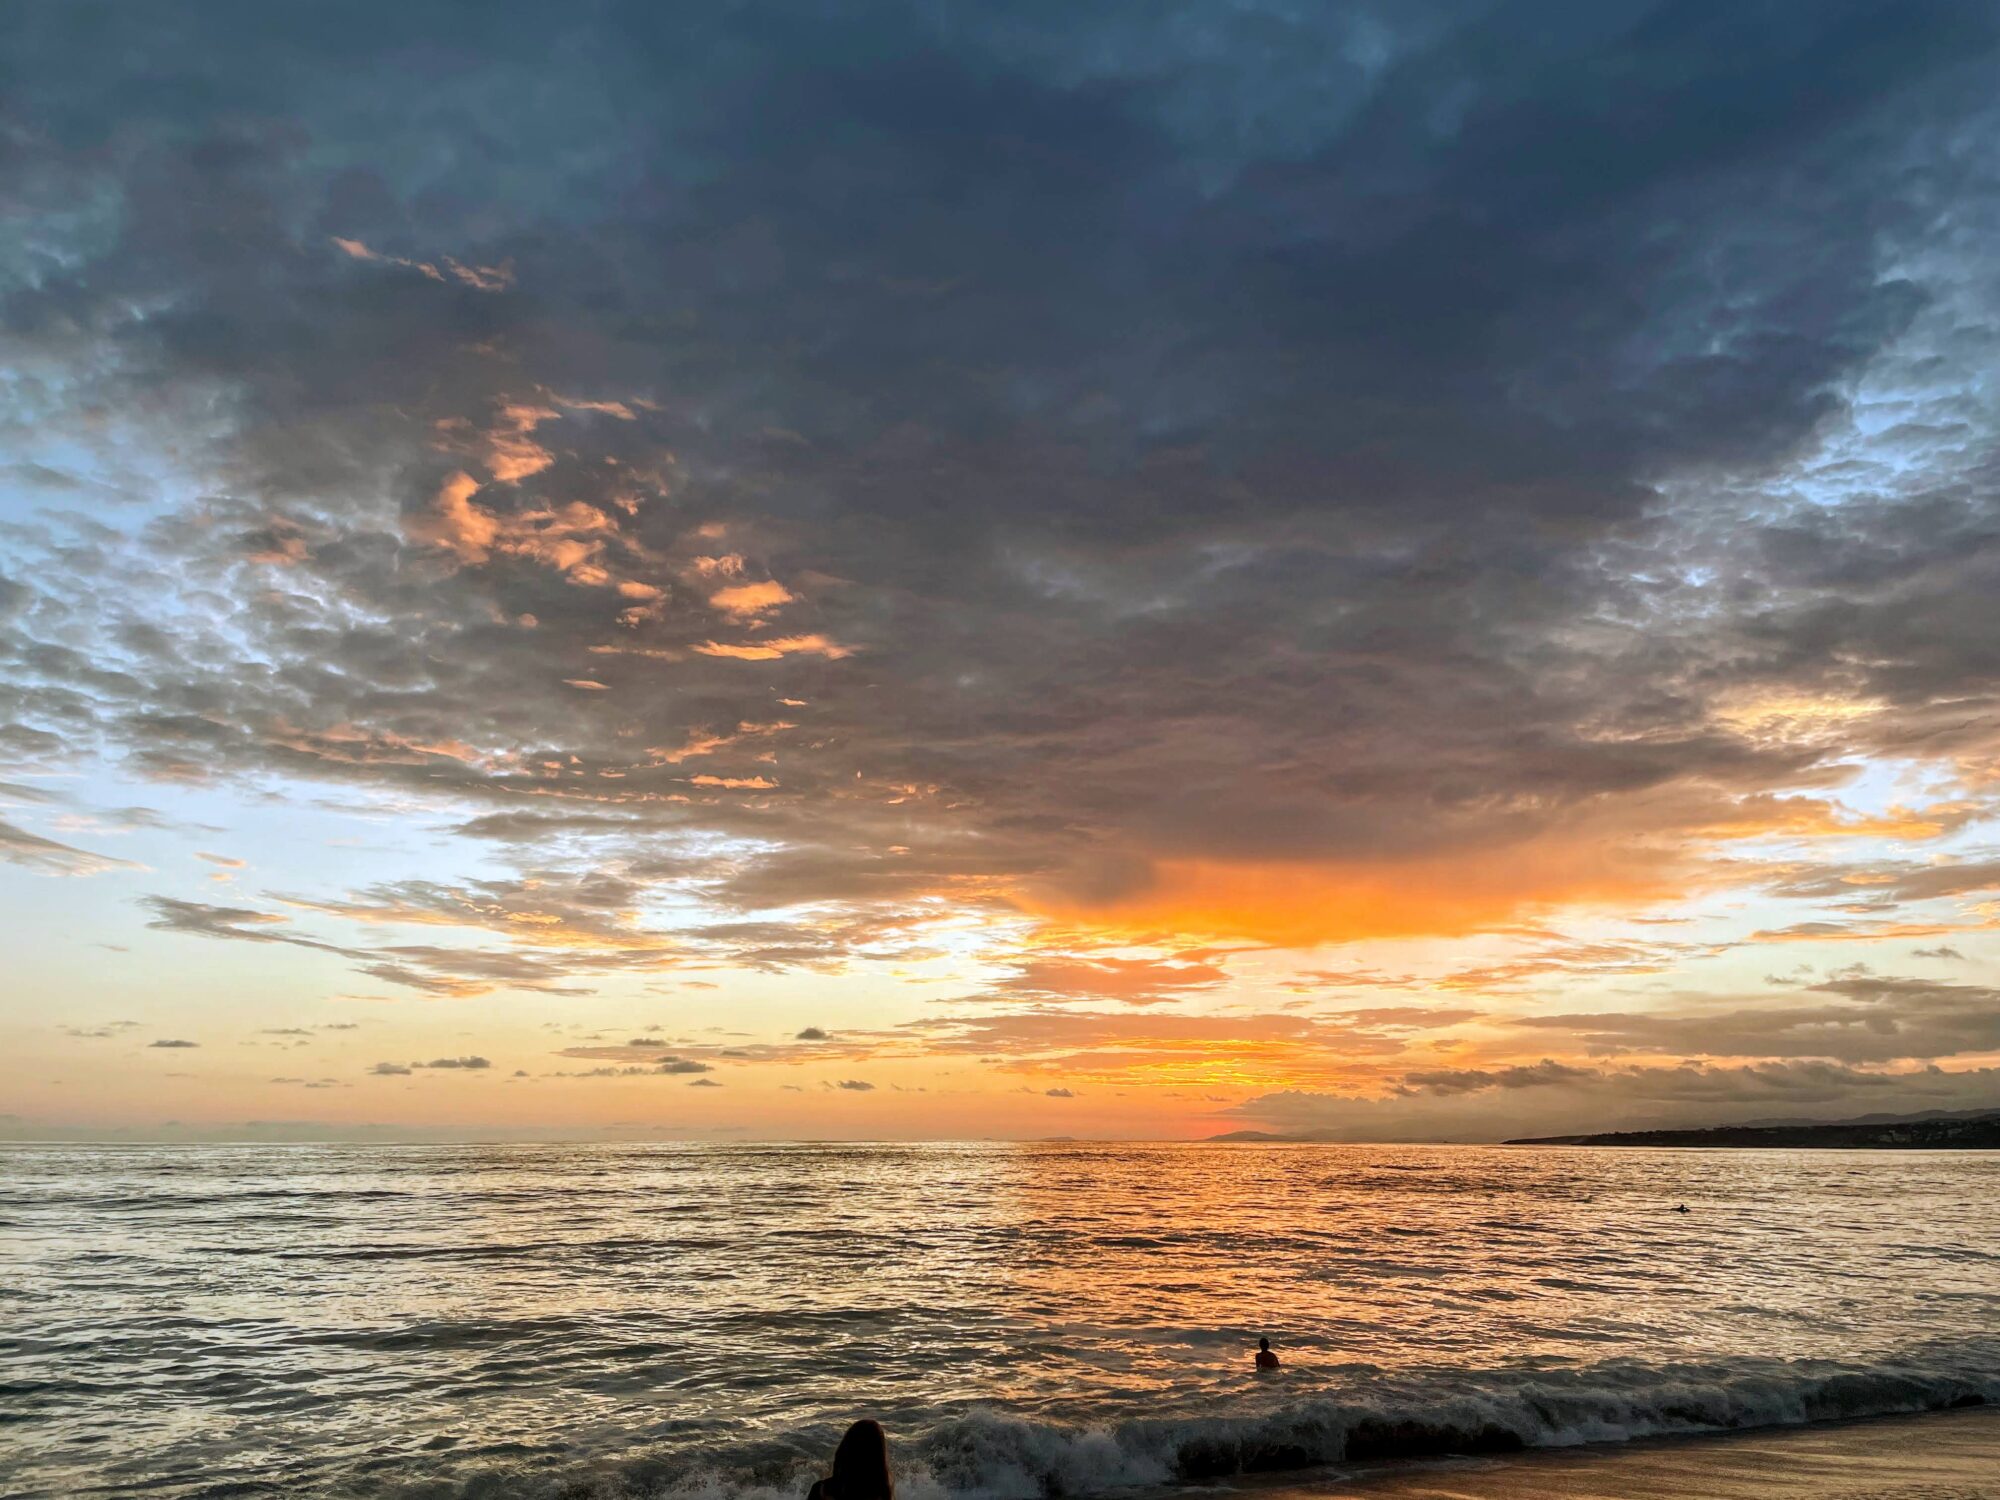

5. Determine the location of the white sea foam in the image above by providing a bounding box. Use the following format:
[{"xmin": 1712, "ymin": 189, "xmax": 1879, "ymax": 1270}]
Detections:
[{"xmin": 388, "ymin": 1351, "xmax": 2000, "ymax": 1500}]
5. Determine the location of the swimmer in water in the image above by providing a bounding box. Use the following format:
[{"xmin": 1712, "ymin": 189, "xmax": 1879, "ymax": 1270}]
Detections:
[
  {"xmin": 1674, "ymin": 1203, "xmax": 1690, "ymax": 1214},
  {"xmin": 1255, "ymin": 1337, "xmax": 1279, "ymax": 1370}
]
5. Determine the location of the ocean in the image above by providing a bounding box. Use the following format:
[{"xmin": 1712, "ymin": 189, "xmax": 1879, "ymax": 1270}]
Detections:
[{"xmin": 2, "ymin": 1142, "xmax": 1997, "ymax": 1499}]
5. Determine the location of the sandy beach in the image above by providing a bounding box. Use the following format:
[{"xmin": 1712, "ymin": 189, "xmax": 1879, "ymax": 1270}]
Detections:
[{"xmin": 1249, "ymin": 1407, "xmax": 2000, "ymax": 1500}]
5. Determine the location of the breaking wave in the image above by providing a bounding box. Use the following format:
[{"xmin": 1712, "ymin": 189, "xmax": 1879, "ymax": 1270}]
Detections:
[{"xmin": 351, "ymin": 1348, "xmax": 1999, "ymax": 1500}]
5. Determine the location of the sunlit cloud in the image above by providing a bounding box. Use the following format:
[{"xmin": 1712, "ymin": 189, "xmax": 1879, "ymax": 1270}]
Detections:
[{"xmin": 692, "ymin": 635, "xmax": 855, "ymax": 661}]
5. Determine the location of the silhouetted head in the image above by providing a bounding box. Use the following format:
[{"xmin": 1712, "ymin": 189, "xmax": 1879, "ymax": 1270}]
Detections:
[
  {"xmin": 1258, "ymin": 1338, "xmax": 1270, "ymax": 1351},
  {"xmin": 830, "ymin": 1419, "xmax": 892, "ymax": 1500}
]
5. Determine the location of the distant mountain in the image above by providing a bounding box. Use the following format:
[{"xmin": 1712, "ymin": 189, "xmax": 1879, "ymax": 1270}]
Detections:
[
  {"xmin": 1506, "ymin": 1109, "xmax": 2000, "ymax": 1149},
  {"xmin": 1735, "ymin": 1105, "xmax": 2000, "ymax": 1129}
]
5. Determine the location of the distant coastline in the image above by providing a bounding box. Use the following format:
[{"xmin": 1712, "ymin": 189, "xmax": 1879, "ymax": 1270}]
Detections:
[
  {"xmin": 1503, "ymin": 1110, "xmax": 2000, "ymax": 1149},
  {"xmin": 1202, "ymin": 1107, "xmax": 2000, "ymax": 1149}
]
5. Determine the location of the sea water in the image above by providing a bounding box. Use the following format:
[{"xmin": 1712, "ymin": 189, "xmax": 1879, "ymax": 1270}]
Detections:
[{"xmin": 2, "ymin": 1142, "xmax": 1996, "ymax": 1498}]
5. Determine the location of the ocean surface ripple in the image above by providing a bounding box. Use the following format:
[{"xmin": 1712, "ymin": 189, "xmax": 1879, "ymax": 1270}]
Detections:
[{"xmin": 2, "ymin": 1142, "xmax": 1996, "ymax": 1498}]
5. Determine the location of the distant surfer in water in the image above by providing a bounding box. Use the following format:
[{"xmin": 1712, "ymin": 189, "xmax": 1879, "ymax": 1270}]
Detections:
[
  {"xmin": 807, "ymin": 1419, "xmax": 893, "ymax": 1500},
  {"xmin": 1255, "ymin": 1337, "xmax": 1280, "ymax": 1370}
]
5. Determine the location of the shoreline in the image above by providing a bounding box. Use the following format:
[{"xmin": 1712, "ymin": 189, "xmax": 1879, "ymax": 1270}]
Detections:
[{"xmin": 1210, "ymin": 1405, "xmax": 2000, "ymax": 1500}]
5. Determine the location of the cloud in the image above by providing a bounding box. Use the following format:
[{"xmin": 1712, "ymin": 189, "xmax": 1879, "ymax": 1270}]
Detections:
[
  {"xmin": 984, "ymin": 956, "xmax": 1229, "ymax": 1006},
  {"xmin": 1402, "ymin": 1061, "xmax": 1597, "ymax": 1095},
  {"xmin": 1512, "ymin": 976, "xmax": 2000, "ymax": 1064},
  {"xmin": 709, "ymin": 580, "xmax": 796, "ymax": 622},
  {"xmin": 1044, "ymin": 1087, "xmax": 1076, "ymax": 1098},
  {"xmin": 1, "ymin": 819, "xmax": 136, "ymax": 876},
  {"xmin": 1227, "ymin": 1059, "xmax": 2000, "ymax": 1142},
  {"xmin": 368, "ymin": 1063, "xmax": 413, "ymax": 1075},
  {"xmin": 691, "ymin": 635, "xmax": 854, "ymax": 662},
  {"xmin": 6, "ymin": 0, "xmax": 2000, "ymax": 1141},
  {"xmin": 796, "ymin": 1027, "xmax": 829, "ymax": 1040},
  {"xmin": 149, "ymin": 1038, "xmax": 200, "ymax": 1049},
  {"xmin": 331, "ymin": 237, "xmax": 511, "ymax": 292},
  {"xmin": 141, "ymin": 889, "xmax": 673, "ymax": 997},
  {"xmin": 833, "ymin": 1079, "xmax": 875, "ymax": 1092},
  {"xmin": 142, "ymin": 896, "xmax": 341, "ymax": 951},
  {"xmin": 903, "ymin": 1007, "xmax": 1430, "ymax": 1083}
]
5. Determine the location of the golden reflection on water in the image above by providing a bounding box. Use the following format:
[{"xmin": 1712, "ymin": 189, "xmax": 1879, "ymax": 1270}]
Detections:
[{"xmin": 4, "ymin": 1142, "xmax": 1998, "ymax": 1499}]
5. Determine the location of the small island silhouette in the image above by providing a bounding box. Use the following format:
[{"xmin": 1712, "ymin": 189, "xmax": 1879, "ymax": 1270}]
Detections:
[{"xmin": 1504, "ymin": 1107, "xmax": 2000, "ymax": 1149}]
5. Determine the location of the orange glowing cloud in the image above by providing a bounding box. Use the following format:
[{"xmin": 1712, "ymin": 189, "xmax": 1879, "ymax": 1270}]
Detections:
[
  {"xmin": 485, "ymin": 402, "xmax": 560, "ymax": 482},
  {"xmin": 1023, "ymin": 842, "xmax": 1681, "ymax": 946},
  {"xmin": 411, "ymin": 473, "xmax": 640, "ymax": 590},
  {"xmin": 694, "ymin": 634, "xmax": 854, "ymax": 661},
  {"xmin": 268, "ymin": 721, "xmax": 491, "ymax": 769},
  {"xmin": 1019, "ymin": 775, "xmax": 1987, "ymax": 948},
  {"xmin": 1683, "ymin": 791, "xmax": 1985, "ymax": 843},
  {"xmin": 555, "ymin": 395, "xmax": 638, "ymax": 420},
  {"xmin": 421, "ymin": 471, "xmax": 499, "ymax": 562},
  {"xmin": 648, "ymin": 721, "xmax": 796, "ymax": 764},
  {"xmin": 709, "ymin": 579, "xmax": 796, "ymax": 621},
  {"xmin": 332, "ymin": 237, "xmax": 511, "ymax": 291}
]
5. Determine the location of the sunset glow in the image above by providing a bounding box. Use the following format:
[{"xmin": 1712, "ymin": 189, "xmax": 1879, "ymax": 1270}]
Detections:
[{"xmin": 7, "ymin": 2, "xmax": 2000, "ymax": 1146}]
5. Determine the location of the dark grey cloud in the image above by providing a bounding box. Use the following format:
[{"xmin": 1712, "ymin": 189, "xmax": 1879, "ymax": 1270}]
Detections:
[
  {"xmin": 4, "ymin": 0, "xmax": 2000, "ymax": 1005},
  {"xmin": 1767, "ymin": 859, "xmax": 2000, "ymax": 906},
  {"xmin": 1513, "ymin": 975, "xmax": 2000, "ymax": 1063},
  {"xmin": 1402, "ymin": 1061, "xmax": 1597, "ymax": 1095},
  {"xmin": 1230, "ymin": 1058, "xmax": 2000, "ymax": 1141},
  {"xmin": 148, "ymin": 1038, "xmax": 200, "ymax": 1049}
]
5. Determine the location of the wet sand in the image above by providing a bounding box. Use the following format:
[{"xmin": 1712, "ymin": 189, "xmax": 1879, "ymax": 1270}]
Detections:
[{"xmin": 1240, "ymin": 1407, "xmax": 2000, "ymax": 1500}]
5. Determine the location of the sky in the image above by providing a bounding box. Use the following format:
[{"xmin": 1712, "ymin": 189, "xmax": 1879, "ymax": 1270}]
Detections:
[{"xmin": 6, "ymin": 1, "xmax": 2000, "ymax": 1143}]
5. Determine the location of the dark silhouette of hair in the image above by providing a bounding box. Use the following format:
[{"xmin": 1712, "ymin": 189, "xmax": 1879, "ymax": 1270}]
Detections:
[{"xmin": 827, "ymin": 1419, "xmax": 892, "ymax": 1500}]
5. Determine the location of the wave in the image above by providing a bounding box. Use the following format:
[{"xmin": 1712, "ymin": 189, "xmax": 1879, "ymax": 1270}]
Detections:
[
  {"xmin": 903, "ymin": 1361, "xmax": 1994, "ymax": 1495},
  {"xmin": 343, "ymin": 1349, "xmax": 1999, "ymax": 1500}
]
